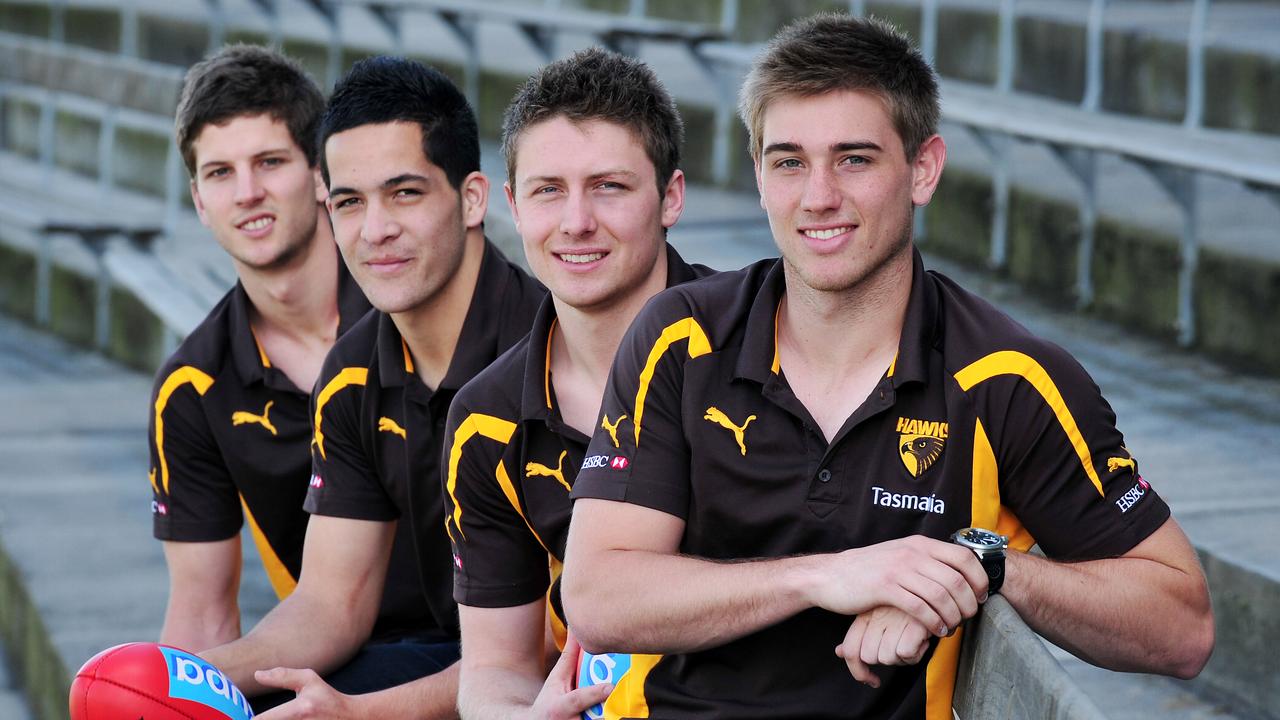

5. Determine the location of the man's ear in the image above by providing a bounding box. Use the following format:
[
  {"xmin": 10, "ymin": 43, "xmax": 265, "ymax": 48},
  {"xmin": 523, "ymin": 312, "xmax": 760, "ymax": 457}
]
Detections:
[
  {"xmin": 461, "ymin": 171, "xmax": 490, "ymax": 229},
  {"xmin": 910, "ymin": 134, "xmax": 947, "ymax": 207}
]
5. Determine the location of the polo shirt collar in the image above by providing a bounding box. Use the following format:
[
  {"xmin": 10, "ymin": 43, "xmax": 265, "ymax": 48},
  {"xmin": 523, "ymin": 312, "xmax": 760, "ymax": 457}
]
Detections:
[
  {"xmin": 229, "ymin": 281, "xmax": 269, "ymax": 386},
  {"xmin": 375, "ymin": 239, "xmax": 509, "ymax": 391},
  {"xmin": 734, "ymin": 259, "xmax": 787, "ymax": 385},
  {"xmin": 888, "ymin": 248, "xmax": 940, "ymax": 388},
  {"xmin": 733, "ymin": 249, "xmax": 939, "ymax": 387}
]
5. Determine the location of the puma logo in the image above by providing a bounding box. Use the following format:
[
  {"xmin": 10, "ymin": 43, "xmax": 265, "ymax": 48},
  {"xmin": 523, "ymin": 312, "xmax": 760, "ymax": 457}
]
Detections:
[
  {"xmin": 378, "ymin": 416, "xmax": 407, "ymax": 439},
  {"xmin": 526, "ymin": 450, "xmax": 571, "ymax": 492},
  {"xmin": 232, "ymin": 401, "xmax": 277, "ymax": 436},
  {"xmin": 703, "ymin": 407, "xmax": 756, "ymax": 456},
  {"xmin": 601, "ymin": 414, "xmax": 627, "ymax": 448},
  {"xmin": 1107, "ymin": 456, "xmax": 1137, "ymax": 473}
]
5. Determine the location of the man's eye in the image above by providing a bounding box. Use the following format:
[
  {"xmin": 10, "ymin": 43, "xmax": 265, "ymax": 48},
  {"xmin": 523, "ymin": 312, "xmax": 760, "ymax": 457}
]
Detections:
[
  {"xmin": 206, "ymin": 167, "xmax": 230, "ymax": 179},
  {"xmin": 333, "ymin": 197, "xmax": 361, "ymax": 210},
  {"xmin": 777, "ymin": 158, "xmax": 802, "ymax": 169}
]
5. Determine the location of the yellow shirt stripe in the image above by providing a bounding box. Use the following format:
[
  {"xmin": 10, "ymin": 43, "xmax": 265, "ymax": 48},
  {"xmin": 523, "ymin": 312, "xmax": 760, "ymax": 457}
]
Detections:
[
  {"xmin": 633, "ymin": 318, "xmax": 712, "ymax": 446},
  {"xmin": 602, "ymin": 653, "xmax": 664, "ymax": 719},
  {"xmin": 238, "ymin": 494, "xmax": 297, "ymax": 599},
  {"xmin": 312, "ymin": 367, "xmax": 369, "ymax": 461},
  {"xmin": 954, "ymin": 350, "xmax": 1104, "ymax": 497},
  {"xmin": 444, "ymin": 413, "xmax": 517, "ymax": 541},
  {"xmin": 153, "ymin": 366, "xmax": 215, "ymax": 496}
]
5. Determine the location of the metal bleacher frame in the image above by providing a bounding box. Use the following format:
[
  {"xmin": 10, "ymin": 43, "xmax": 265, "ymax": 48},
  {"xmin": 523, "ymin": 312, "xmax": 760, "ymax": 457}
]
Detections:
[{"xmin": 10, "ymin": 0, "xmax": 1280, "ymax": 349}]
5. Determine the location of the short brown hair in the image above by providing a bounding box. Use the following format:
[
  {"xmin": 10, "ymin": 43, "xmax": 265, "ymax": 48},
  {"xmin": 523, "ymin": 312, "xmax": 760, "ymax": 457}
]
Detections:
[
  {"xmin": 739, "ymin": 13, "xmax": 939, "ymax": 161},
  {"xmin": 501, "ymin": 47, "xmax": 683, "ymax": 194},
  {"xmin": 175, "ymin": 44, "xmax": 325, "ymax": 176}
]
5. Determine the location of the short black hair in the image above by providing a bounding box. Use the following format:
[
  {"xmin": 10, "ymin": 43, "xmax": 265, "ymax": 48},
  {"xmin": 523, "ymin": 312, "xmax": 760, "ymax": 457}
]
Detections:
[
  {"xmin": 318, "ymin": 56, "xmax": 479, "ymax": 189},
  {"xmin": 502, "ymin": 47, "xmax": 683, "ymax": 194},
  {"xmin": 175, "ymin": 44, "xmax": 325, "ymax": 176}
]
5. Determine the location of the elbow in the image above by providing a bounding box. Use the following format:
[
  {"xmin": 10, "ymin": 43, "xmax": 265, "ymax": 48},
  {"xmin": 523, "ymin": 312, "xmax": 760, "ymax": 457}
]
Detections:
[
  {"xmin": 1169, "ymin": 608, "xmax": 1215, "ymax": 680},
  {"xmin": 1165, "ymin": 574, "xmax": 1215, "ymax": 680},
  {"xmin": 560, "ymin": 561, "xmax": 614, "ymax": 655}
]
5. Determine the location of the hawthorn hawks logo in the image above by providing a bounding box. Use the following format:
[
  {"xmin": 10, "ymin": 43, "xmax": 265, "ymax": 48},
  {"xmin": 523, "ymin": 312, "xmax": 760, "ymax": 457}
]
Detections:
[{"xmin": 897, "ymin": 416, "xmax": 948, "ymax": 478}]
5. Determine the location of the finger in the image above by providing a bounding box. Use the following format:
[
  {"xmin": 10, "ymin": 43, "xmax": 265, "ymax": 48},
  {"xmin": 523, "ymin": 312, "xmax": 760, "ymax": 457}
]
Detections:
[
  {"xmin": 898, "ymin": 620, "xmax": 931, "ymax": 665},
  {"xmin": 254, "ymin": 666, "xmax": 314, "ymax": 693},
  {"xmin": 877, "ymin": 616, "xmax": 906, "ymax": 666},
  {"xmin": 859, "ymin": 618, "xmax": 887, "ymax": 668},
  {"xmin": 892, "ymin": 577, "xmax": 959, "ymax": 636},
  {"xmin": 555, "ymin": 683, "xmax": 614, "ymax": 717},
  {"xmin": 920, "ymin": 559, "xmax": 983, "ymax": 619},
  {"xmin": 545, "ymin": 634, "xmax": 581, "ymax": 685},
  {"xmin": 838, "ymin": 618, "xmax": 879, "ymax": 688},
  {"xmin": 929, "ymin": 543, "xmax": 991, "ymax": 602}
]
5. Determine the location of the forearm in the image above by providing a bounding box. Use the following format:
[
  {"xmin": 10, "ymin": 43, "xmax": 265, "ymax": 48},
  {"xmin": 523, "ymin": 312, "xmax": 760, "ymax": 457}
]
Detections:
[
  {"xmin": 1002, "ymin": 547, "xmax": 1212, "ymax": 678},
  {"xmin": 564, "ymin": 548, "xmax": 820, "ymax": 655},
  {"xmin": 349, "ymin": 664, "xmax": 461, "ymax": 720},
  {"xmin": 458, "ymin": 664, "xmax": 543, "ymax": 720},
  {"xmin": 160, "ymin": 596, "xmax": 240, "ymax": 652},
  {"xmin": 203, "ymin": 590, "xmax": 372, "ymax": 694}
]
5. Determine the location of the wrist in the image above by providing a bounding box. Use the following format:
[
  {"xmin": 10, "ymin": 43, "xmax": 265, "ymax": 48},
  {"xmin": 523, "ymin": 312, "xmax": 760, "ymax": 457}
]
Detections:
[{"xmin": 784, "ymin": 552, "xmax": 842, "ymax": 610}]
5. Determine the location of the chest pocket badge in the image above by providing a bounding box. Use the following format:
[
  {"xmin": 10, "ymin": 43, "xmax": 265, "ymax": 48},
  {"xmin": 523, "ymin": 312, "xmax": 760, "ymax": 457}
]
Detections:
[{"xmin": 897, "ymin": 417, "xmax": 948, "ymax": 478}]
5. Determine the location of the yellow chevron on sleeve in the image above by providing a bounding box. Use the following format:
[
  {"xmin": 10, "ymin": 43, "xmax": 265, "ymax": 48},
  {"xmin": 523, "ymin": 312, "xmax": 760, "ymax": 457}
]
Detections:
[
  {"xmin": 154, "ymin": 366, "xmax": 215, "ymax": 496},
  {"xmin": 312, "ymin": 367, "xmax": 369, "ymax": 461},
  {"xmin": 633, "ymin": 317, "xmax": 711, "ymax": 446},
  {"xmin": 444, "ymin": 414, "xmax": 517, "ymax": 542},
  {"xmin": 954, "ymin": 350, "xmax": 1104, "ymax": 497},
  {"xmin": 239, "ymin": 495, "xmax": 297, "ymax": 599}
]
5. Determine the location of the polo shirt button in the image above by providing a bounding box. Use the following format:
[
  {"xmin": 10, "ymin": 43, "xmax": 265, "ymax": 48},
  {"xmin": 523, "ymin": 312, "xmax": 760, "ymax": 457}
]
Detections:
[{"xmin": 818, "ymin": 469, "xmax": 832, "ymax": 483}]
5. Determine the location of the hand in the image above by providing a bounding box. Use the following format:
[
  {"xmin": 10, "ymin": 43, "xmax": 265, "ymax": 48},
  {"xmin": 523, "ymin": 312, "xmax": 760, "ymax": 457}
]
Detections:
[
  {"xmin": 835, "ymin": 607, "xmax": 932, "ymax": 688},
  {"xmin": 808, "ymin": 535, "xmax": 987, "ymax": 636},
  {"xmin": 254, "ymin": 667, "xmax": 359, "ymax": 719},
  {"xmin": 529, "ymin": 635, "xmax": 613, "ymax": 720}
]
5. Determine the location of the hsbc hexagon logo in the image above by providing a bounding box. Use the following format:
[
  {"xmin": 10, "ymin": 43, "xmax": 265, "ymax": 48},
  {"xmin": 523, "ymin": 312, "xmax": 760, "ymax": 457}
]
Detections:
[{"xmin": 610, "ymin": 456, "xmax": 629, "ymax": 470}]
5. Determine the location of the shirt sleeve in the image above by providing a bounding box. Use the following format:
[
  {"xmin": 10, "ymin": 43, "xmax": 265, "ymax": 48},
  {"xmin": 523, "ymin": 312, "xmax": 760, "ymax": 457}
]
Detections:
[
  {"xmin": 442, "ymin": 395, "xmax": 550, "ymax": 608},
  {"xmin": 984, "ymin": 341, "xmax": 1170, "ymax": 561},
  {"xmin": 570, "ymin": 293, "xmax": 701, "ymax": 519},
  {"xmin": 304, "ymin": 365, "xmax": 398, "ymax": 521},
  {"xmin": 148, "ymin": 367, "xmax": 241, "ymax": 542}
]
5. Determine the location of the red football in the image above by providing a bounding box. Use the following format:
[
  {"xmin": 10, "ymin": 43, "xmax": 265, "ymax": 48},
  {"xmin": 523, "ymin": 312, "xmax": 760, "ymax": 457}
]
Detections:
[{"xmin": 70, "ymin": 642, "xmax": 254, "ymax": 719}]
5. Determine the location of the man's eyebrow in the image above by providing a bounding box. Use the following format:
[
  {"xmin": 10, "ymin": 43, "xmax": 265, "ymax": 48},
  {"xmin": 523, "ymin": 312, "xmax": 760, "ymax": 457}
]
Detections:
[
  {"xmin": 329, "ymin": 173, "xmax": 430, "ymax": 198},
  {"xmin": 832, "ymin": 141, "xmax": 882, "ymax": 153},
  {"xmin": 381, "ymin": 173, "xmax": 429, "ymax": 189},
  {"xmin": 762, "ymin": 142, "xmax": 801, "ymax": 156}
]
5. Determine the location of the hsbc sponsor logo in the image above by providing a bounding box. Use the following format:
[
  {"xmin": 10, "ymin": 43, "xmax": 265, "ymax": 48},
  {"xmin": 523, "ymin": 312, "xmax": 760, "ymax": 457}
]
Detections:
[
  {"xmin": 581, "ymin": 454, "xmax": 630, "ymax": 471},
  {"xmin": 151, "ymin": 500, "xmax": 168, "ymax": 515},
  {"xmin": 309, "ymin": 474, "xmax": 324, "ymax": 489},
  {"xmin": 582, "ymin": 455, "xmax": 610, "ymax": 470},
  {"xmin": 1116, "ymin": 476, "xmax": 1151, "ymax": 514}
]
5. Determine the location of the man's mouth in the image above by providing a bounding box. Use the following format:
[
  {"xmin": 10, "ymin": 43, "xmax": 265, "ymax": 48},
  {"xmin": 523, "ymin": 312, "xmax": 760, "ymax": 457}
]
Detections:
[
  {"xmin": 801, "ymin": 226, "xmax": 853, "ymax": 240},
  {"xmin": 557, "ymin": 252, "xmax": 606, "ymax": 264},
  {"xmin": 238, "ymin": 216, "xmax": 274, "ymax": 232}
]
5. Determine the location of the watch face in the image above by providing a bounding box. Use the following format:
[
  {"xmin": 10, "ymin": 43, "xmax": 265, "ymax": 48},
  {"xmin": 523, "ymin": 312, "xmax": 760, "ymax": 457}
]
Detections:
[{"xmin": 954, "ymin": 527, "xmax": 1006, "ymax": 550}]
